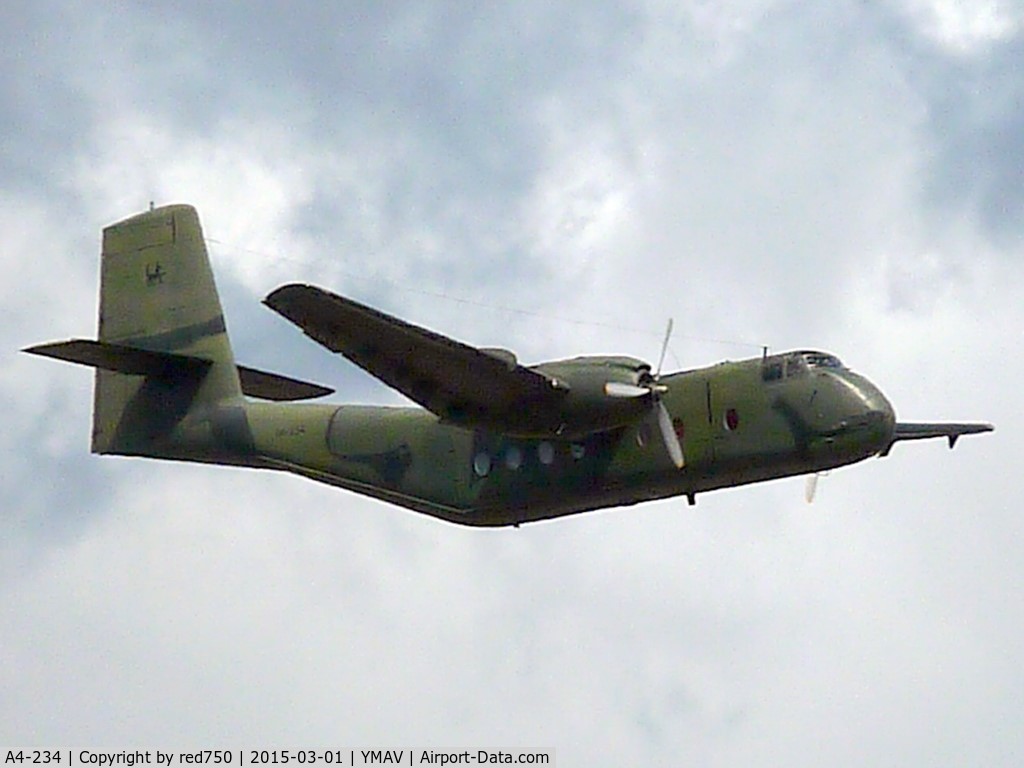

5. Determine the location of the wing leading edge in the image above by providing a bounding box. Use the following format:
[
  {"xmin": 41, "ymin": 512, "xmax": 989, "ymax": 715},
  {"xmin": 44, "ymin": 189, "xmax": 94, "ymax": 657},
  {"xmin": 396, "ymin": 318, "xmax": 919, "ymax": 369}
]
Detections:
[{"xmin": 263, "ymin": 283, "xmax": 568, "ymax": 432}]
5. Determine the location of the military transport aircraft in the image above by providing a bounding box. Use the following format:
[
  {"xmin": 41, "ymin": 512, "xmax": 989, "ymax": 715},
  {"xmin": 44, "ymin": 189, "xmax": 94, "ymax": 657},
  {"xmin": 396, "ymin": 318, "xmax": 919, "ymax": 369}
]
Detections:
[{"xmin": 25, "ymin": 204, "xmax": 993, "ymax": 526}]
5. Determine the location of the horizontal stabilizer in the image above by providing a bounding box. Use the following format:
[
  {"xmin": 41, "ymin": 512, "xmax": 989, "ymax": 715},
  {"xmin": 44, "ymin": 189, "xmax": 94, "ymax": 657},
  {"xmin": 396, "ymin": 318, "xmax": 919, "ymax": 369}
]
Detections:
[
  {"xmin": 24, "ymin": 339, "xmax": 210, "ymax": 377},
  {"xmin": 235, "ymin": 365, "xmax": 334, "ymax": 401},
  {"xmin": 23, "ymin": 339, "xmax": 333, "ymax": 402}
]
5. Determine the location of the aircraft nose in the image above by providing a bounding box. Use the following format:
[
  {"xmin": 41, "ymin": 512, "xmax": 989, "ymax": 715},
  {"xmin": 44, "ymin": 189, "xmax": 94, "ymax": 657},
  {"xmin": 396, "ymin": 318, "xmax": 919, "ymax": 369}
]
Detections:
[{"xmin": 838, "ymin": 372, "xmax": 896, "ymax": 450}]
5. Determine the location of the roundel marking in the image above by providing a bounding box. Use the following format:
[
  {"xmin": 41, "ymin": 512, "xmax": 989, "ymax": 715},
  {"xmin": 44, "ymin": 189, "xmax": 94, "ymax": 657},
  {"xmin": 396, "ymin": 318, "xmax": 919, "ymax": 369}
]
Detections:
[
  {"xmin": 672, "ymin": 417, "xmax": 685, "ymax": 440},
  {"xmin": 723, "ymin": 408, "xmax": 739, "ymax": 432}
]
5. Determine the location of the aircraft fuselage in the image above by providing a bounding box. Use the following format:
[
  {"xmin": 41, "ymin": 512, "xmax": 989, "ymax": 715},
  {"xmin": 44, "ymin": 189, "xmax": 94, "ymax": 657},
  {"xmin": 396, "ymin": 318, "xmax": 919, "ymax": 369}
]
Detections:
[
  {"xmin": 28, "ymin": 205, "xmax": 988, "ymax": 527},
  {"xmin": 156, "ymin": 349, "xmax": 896, "ymax": 526}
]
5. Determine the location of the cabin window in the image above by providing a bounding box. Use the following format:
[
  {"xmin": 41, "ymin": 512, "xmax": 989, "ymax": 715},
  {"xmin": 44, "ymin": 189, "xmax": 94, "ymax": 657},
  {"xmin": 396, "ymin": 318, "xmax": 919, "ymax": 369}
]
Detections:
[
  {"xmin": 505, "ymin": 445, "xmax": 523, "ymax": 470},
  {"xmin": 473, "ymin": 452, "xmax": 491, "ymax": 477},
  {"xmin": 636, "ymin": 423, "xmax": 653, "ymax": 448},
  {"xmin": 538, "ymin": 441, "xmax": 555, "ymax": 465}
]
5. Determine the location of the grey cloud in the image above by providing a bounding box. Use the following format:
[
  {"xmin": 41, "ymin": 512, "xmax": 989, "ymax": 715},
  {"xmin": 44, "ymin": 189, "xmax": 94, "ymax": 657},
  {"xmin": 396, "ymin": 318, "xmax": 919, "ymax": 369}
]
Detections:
[
  {"xmin": 0, "ymin": 6, "xmax": 94, "ymax": 199},
  {"xmin": 3, "ymin": 1, "xmax": 1022, "ymax": 765},
  {"xmin": 916, "ymin": 36, "xmax": 1024, "ymax": 246}
]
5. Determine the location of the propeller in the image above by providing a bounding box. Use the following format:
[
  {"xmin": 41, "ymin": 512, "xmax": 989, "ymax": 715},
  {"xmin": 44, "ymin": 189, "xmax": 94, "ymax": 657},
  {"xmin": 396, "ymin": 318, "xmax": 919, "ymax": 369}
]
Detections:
[
  {"xmin": 804, "ymin": 473, "xmax": 819, "ymax": 504},
  {"xmin": 657, "ymin": 395, "xmax": 685, "ymax": 468},
  {"xmin": 604, "ymin": 319, "xmax": 684, "ymax": 469},
  {"xmin": 804, "ymin": 471, "xmax": 828, "ymax": 503},
  {"xmin": 603, "ymin": 382, "xmax": 650, "ymax": 398},
  {"xmin": 656, "ymin": 318, "xmax": 673, "ymax": 378}
]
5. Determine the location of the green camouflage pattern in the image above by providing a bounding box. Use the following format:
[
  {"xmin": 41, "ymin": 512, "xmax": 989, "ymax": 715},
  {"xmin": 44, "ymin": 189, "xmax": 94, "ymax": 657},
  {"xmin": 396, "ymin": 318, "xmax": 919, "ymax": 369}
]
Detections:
[{"xmin": 25, "ymin": 205, "xmax": 993, "ymax": 527}]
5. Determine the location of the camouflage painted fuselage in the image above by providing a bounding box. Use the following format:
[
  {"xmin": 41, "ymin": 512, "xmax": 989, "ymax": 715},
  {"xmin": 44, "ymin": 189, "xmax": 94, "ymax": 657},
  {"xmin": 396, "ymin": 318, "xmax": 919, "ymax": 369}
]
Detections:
[
  {"xmin": 29, "ymin": 204, "xmax": 989, "ymax": 527},
  {"xmin": 156, "ymin": 351, "xmax": 896, "ymax": 526}
]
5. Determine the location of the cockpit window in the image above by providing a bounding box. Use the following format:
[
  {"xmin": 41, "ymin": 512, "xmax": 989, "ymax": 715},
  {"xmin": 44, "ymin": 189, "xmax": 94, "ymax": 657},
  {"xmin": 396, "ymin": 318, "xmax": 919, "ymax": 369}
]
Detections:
[
  {"xmin": 801, "ymin": 351, "xmax": 845, "ymax": 369},
  {"xmin": 761, "ymin": 353, "xmax": 807, "ymax": 380},
  {"xmin": 762, "ymin": 361, "xmax": 783, "ymax": 382},
  {"xmin": 785, "ymin": 354, "xmax": 807, "ymax": 378},
  {"xmin": 762, "ymin": 351, "xmax": 845, "ymax": 382}
]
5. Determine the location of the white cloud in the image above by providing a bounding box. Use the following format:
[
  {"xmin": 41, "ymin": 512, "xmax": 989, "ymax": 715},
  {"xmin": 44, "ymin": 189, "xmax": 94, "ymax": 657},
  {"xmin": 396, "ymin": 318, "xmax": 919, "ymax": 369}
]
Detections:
[
  {"xmin": 2, "ymin": 2, "xmax": 1021, "ymax": 765},
  {"xmin": 69, "ymin": 110, "xmax": 316, "ymax": 292},
  {"xmin": 900, "ymin": 0, "xmax": 1023, "ymax": 53}
]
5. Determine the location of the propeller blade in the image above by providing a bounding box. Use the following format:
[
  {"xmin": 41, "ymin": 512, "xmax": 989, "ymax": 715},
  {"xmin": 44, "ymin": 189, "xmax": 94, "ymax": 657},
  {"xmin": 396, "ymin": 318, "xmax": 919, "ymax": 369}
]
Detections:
[
  {"xmin": 656, "ymin": 400, "xmax": 685, "ymax": 469},
  {"xmin": 604, "ymin": 382, "xmax": 650, "ymax": 398},
  {"xmin": 804, "ymin": 473, "xmax": 819, "ymax": 504},
  {"xmin": 655, "ymin": 318, "xmax": 674, "ymax": 378}
]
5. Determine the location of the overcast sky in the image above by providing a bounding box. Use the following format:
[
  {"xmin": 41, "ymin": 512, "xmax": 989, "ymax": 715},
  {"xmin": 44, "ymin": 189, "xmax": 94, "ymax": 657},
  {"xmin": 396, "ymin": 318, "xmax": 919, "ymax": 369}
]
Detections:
[{"xmin": 3, "ymin": 1, "xmax": 1022, "ymax": 764}]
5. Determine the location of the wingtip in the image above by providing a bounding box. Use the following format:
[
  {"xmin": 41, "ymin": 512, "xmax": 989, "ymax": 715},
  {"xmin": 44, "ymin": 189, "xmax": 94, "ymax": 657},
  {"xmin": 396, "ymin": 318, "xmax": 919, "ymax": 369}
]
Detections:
[
  {"xmin": 263, "ymin": 283, "xmax": 312, "ymax": 308},
  {"xmin": 22, "ymin": 339, "xmax": 83, "ymax": 359},
  {"xmin": 951, "ymin": 422, "xmax": 995, "ymax": 448}
]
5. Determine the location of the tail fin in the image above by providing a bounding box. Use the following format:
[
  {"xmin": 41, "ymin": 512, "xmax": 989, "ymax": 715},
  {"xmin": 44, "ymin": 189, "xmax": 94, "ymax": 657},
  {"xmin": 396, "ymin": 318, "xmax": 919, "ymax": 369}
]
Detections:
[{"xmin": 91, "ymin": 204, "xmax": 244, "ymax": 455}]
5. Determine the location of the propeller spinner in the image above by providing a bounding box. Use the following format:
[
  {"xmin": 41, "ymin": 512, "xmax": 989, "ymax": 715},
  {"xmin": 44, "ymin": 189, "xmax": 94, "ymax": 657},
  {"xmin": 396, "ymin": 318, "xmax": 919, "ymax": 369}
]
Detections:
[{"xmin": 603, "ymin": 319, "xmax": 685, "ymax": 469}]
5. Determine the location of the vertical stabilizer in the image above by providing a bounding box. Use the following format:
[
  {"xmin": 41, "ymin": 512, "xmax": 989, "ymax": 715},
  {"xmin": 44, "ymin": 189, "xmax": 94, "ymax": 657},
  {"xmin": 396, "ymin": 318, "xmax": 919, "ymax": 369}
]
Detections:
[{"xmin": 92, "ymin": 204, "xmax": 245, "ymax": 455}]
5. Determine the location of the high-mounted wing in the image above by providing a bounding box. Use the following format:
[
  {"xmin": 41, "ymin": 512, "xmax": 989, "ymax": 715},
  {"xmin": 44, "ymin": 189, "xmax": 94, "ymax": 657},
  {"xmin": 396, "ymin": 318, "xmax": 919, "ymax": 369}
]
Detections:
[
  {"xmin": 884, "ymin": 421, "xmax": 994, "ymax": 452},
  {"xmin": 264, "ymin": 284, "xmax": 568, "ymax": 432}
]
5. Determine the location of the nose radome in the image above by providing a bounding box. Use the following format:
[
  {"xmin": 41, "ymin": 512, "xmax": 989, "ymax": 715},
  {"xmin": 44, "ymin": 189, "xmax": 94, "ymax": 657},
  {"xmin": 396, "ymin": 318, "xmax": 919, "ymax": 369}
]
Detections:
[{"xmin": 837, "ymin": 371, "xmax": 896, "ymax": 448}]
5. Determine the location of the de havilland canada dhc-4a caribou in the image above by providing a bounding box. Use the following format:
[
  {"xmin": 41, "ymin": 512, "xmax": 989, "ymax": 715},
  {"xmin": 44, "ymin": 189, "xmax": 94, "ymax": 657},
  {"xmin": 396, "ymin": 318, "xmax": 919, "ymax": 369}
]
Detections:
[{"xmin": 25, "ymin": 204, "xmax": 992, "ymax": 526}]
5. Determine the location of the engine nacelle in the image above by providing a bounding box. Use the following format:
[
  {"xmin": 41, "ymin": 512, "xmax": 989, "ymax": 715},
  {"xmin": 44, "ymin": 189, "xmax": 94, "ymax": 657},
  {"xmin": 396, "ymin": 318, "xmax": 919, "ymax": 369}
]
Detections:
[{"xmin": 522, "ymin": 355, "xmax": 654, "ymax": 439}]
